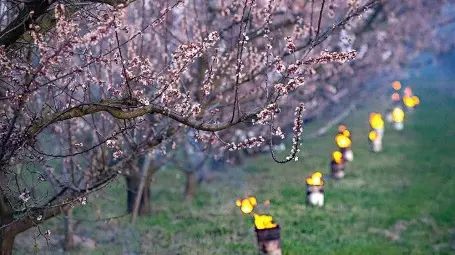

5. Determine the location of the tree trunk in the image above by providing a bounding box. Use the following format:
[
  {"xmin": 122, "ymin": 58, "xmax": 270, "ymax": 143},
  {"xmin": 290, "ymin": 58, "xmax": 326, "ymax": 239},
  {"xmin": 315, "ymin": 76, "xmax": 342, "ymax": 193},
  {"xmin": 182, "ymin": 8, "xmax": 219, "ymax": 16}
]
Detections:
[
  {"xmin": 184, "ymin": 171, "xmax": 196, "ymax": 202},
  {"xmin": 63, "ymin": 208, "xmax": 74, "ymax": 250},
  {"xmin": 0, "ymin": 230, "xmax": 15, "ymax": 255},
  {"xmin": 126, "ymin": 176, "xmax": 151, "ymax": 215},
  {"xmin": 1, "ymin": 189, "xmax": 16, "ymax": 255}
]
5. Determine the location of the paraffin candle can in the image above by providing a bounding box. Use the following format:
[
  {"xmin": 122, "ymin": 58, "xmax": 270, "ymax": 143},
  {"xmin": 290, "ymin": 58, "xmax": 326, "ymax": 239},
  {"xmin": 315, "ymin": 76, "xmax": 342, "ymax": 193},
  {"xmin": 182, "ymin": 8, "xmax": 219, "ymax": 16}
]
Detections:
[
  {"xmin": 331, "ymin": 161, "xmax": 345, "ymax": 179},
  {"xmin": 306, "ymin": 185, "xmax": 324, "ymax": 206},
  {"xmin": 393, "ymin": 122, "xmax": 404, "ymax": 131},
  {"xmin": 255, "ymin": 225, "xmax": 282, "ymax": 255}
]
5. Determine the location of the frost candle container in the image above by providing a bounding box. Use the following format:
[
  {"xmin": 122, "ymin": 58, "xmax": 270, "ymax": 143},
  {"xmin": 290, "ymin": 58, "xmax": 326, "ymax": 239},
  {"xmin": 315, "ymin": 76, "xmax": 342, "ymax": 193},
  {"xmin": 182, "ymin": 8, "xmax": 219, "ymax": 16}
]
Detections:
[
  {"xmin": 368, "ymin": 130, "xmax": 382, "ymax": 152},
  {"xmin": 392, "ymin": 107, "xmax": 405, "ymax": 131},
  {"xmin": 306, "ymin": 172, "xmax": 324, "ymax": 206},
  {"xmin": 254, "ymin": 214, "xmax": 282, "ymax": 255},
  {"xmin": 330, "ymin": 151, "xmax": 345, "ymax": 179},
  {"xmin": 335, "ymin": 133, "xmax": 353, "ymax": 162}
]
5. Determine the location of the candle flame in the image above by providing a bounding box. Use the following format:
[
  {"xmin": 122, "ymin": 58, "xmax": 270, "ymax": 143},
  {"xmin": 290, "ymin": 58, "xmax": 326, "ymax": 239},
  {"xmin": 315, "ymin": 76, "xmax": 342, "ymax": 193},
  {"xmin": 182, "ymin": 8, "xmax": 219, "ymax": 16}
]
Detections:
[
  {"xmin": 236, "ymin": 196, "xmax": 257, "ymax": 214},
  {"xmin": 403, "ymin": 96, "xmax": 416, "ymax": 108},
  {"xmin": 392, "ymin": 81, "xmax": 401, "ymax": 91},
  {"xmin": 306, "ymin": 171, "xmax": 324, "ymax": 186},
  {"xmin": 369, "ymin": 130, "xmax": 378, "ymax": 141},
  {"xmin": 332, "ymin": 151, "xmax": 343, "ymax": 164},
  {"xmin": 369, "ymin": 113, "xmax": 384, "ymax": 130},
  {"xmin": 335, "ymin": 134, "xmax": 351, "ymax": 148},
  {"xmin": 254, "ymin": 214, "xmax": 277, "ymax": 230},
  {"xmin": 392, "ymin": 108, "xmax": 405, "ymax": 123},
  {"xmin": 412, "ymin": 96, "xmax": 420, "ymax": 105}
]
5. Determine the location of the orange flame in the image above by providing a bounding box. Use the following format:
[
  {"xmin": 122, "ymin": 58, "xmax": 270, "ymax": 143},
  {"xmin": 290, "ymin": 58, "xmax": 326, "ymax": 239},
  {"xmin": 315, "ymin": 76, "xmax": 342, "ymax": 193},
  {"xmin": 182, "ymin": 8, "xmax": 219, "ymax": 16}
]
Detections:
[
  {"xmin": 338, "ymin": 125, "xmax": 346, "ymax": 132},
  {"xmin": 235, "ymin": 197, "xmax": 257, "ymax": 214},
  {"xmin": 306, "ymin": 171, "xmax": 324, "ymax": 186},
  {"xmin": 369, "ymin": 113, "xmax": 384, "ymax": 130},
  {"xmin": 335, "ymin": 134, "xmax": 351, "ymax": 148},
  {"xmin": 392, "ymin": 108, "xmax": 405, "ymax": 123},
  {"xmin": 369, "ymin": 130, "xmax": 378, "ymax": 141},
  {"xmin": 332, "ymin": 151, "xmax": 343, "ymax": 164},
  {"xmin": 254, "ymin": 214, "xmax": 277, "ymax": 230},
  {"xmin": 403, "ymin": 96, "xmax": 416, "ymax": 108},
  {"xmin": 412, "ymin": 96, "xmax": 420, "ymax": 105},
  {"xmin": 391, "ymin": 93, "xmax": 400, "ymax": 101},
  {"xmin": 392, "ymin": 81, "xmax": 401, "ymax": 91}
]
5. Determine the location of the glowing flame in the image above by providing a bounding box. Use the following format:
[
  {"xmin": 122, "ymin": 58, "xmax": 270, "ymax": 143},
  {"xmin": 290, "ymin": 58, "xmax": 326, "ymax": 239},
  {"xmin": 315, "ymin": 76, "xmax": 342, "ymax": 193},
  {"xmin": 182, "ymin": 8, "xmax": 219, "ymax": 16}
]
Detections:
[
  {"xmin": 235, "ymin": 196, "xmax": 257, "ymax": 214},
  {"xmin": 306, "ymin": 171, "xmax": 324, "ymax": 186},
  {"xmin": 254, "ymin": 214, "xmax": 277, "ymax": 230},
  {"xmin": 403, "ymin": 96, "xmax": 416, "ymax": 108},
  {"xmin": 335, "ymin": 134, "xmax": 351, "ymax": 148},
  {"xmin": 412, "ymin": 96, "xmax": 420, "ymax": 105},
  {"xmin": 391, "ymin": 93, "xmax": 400, "ymax": 101},
  {"xmin": 368, "ymin": 130, "xmax": 378, "ymax": 141},
  {"xmin": 338, "ymin": 125, "xmax": 350, "ymax": 137},
  {"xmin": 332, "ymin": 151, "xmax": 343, "ymax": 164},
  {"xmin": 369, "ymin": 113, "xmax": 384, "ymax": 130},
  {"xmin": 392, "ymin": 108, "xmax": 405, "ymax": 123},
  {"xmin": 392, "ymin": 81, "xmax": 401, "ymax": 91}
]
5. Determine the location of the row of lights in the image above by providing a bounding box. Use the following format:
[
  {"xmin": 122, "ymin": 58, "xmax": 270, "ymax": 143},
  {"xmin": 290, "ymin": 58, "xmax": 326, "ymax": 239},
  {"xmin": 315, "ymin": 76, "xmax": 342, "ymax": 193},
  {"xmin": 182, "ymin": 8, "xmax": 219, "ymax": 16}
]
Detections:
[{"xmin": 234, "ymin": 80, "xmax": 419, "ymax": 254}]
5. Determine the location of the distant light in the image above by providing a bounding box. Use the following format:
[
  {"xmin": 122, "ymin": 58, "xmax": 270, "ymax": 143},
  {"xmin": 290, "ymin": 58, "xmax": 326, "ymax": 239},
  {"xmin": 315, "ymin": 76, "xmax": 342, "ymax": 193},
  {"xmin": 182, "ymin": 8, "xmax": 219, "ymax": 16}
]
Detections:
[{"xmin": 392, "ymin": 81, "xmax": 401, "ymax": 91}]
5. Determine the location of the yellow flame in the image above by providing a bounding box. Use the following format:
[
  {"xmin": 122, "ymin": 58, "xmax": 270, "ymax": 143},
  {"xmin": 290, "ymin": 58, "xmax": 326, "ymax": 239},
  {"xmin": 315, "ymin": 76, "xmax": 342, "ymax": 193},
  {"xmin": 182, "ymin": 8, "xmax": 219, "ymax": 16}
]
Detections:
[
  {"xmin": 403, "ymin": 96, "xmax": 416, "ymax": 108},
  {"xmin": 335, "ymin": 134, "xmax": 351, "ymax": 148},
  {"xmin": 254, "ymin": 214, "xmax": 277, "ymax": 230},
  {"xmin": 392, "ymin": 81, "xmax": 401, "ymax": 91},
  {"xmin": 369, "ymin": 113, "xmax": 384, "ymax": 129},
  {"xmin": 332, "ymin": 151, "xmax": 343, "ymax": 164},
  {"xmin": 236, "ymin": 197, "xmax": 257, "ymax": 214},
  {"xmin": 306, "ymin": 171, "xmax": 324, "ymax": 186},
  {"xmin": 412, "ymin": 96, "xmax": 420, "ymax": 105},
  {"xmin": 392, "ymin": 108, "xmax": 405, "ymax": 123},
  {"xmin": 392, "ymin": 93, "xmax": 400, "ymax": 101},
  {"xmin": 342, "ymin": 129, "xmax": 351, "ymax": 137},
  {"xmin": 369, "ymin": 130, "xmax": 378, "ymax": 141}
]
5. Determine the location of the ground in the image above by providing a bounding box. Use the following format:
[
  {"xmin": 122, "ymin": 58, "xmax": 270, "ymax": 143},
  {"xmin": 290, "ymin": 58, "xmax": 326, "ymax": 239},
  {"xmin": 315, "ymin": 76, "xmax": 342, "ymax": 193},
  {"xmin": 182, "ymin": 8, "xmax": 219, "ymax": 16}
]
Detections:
[{"xmin": 14, "ymin": 54, "xmax": 455, "ymax": 254}]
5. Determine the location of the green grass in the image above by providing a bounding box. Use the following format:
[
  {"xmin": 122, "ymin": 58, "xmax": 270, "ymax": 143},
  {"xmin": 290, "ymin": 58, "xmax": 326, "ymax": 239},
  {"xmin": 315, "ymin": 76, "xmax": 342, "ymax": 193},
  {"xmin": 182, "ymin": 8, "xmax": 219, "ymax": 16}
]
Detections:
[{"xmin": 15, "ymin": 65, "xmax": 455, "ymax": 254}]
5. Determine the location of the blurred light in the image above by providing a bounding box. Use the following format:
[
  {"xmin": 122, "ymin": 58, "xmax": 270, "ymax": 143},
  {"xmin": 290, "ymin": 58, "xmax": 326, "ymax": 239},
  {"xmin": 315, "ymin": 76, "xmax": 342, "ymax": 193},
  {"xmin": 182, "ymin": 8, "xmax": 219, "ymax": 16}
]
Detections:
[
  {"xmin": 335, "ymin": 134, "xmax": 351, "ymax": 148},
  {"xmin": 403, "ymin": 96, "xmax": 416, "ymax": 108},
  {"xmin": 392, "ymin": 108, "xmax": 405, "ymax": 123},
  {"xmin": 392, "ymin": 93, "xmax": 400, "ymax": 101},
  {"xmin": 392, "ymin": 81, "xmax": 401, "ymax": 91},
  {"xmin": 404, "ymin": 87, "xmax": 412, "ymax": 97},
  {"xmin": 369, "ymin": 113, "xmax": 384, "ymax": 129},
  {"xmin": 369, "ymin": 130, "xmax": 378, "ymax": 141},
  {"xmin": 236, "ymin": 196, "xmax": 257, "ymax": 214},
  {"xmin": 412, "ymin": 96, "xmax": 420, "ymax": 105}
]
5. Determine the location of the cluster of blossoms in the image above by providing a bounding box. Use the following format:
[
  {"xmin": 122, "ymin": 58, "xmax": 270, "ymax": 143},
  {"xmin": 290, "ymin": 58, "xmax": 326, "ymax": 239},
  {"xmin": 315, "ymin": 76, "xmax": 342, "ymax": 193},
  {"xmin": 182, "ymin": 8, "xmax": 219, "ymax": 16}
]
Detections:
[
  {"xmin": 304, "ymin": 50, "xmax": 357, "ymax": 65},
  {"xmin": 274, "ymin": 77, "xmax": 305, "ymax": 95},
  {"xmin": 255, "ymin": 103, "xmax": 280, "ymax": 125},
  {"xmin": 226, "ymin": 136, "xmax": 265, "ymax": 151}
]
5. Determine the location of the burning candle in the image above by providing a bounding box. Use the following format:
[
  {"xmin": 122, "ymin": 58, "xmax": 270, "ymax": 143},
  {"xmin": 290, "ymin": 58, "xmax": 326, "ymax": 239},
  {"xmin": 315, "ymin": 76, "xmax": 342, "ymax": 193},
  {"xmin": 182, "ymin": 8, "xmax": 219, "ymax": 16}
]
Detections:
[
  {"xmin": 369, "ymin": 113, "xmax": 384, "ymax": 136},
  {"xmin": 306, "ymin": 172, "xmax": 324, "ymax": 207},
  {"xmin": 392, "ymin": 107, "xmax": 405, "ymax": 131},
  {"xmin": 368, "ymin": 130, "xmax": 382, "ymax": 152},
  {"xmin": 335, "ymin": 133, "xmax": 353, "ymax": 162},
  {"xmin": 254, "ymin": 214, "xmax": 281, "ymax": 255},
  {"xmin": 330, "ymin": 151, "xmax": 345, "ymax": 179}
]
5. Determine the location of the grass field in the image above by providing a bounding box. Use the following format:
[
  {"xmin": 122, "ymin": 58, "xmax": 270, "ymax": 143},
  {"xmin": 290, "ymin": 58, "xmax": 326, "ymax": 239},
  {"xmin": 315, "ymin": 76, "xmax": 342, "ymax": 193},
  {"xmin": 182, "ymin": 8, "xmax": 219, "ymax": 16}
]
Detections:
[{"xmin": 15, "ymin": 56, "xmax": 455, "ymax": 254}]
